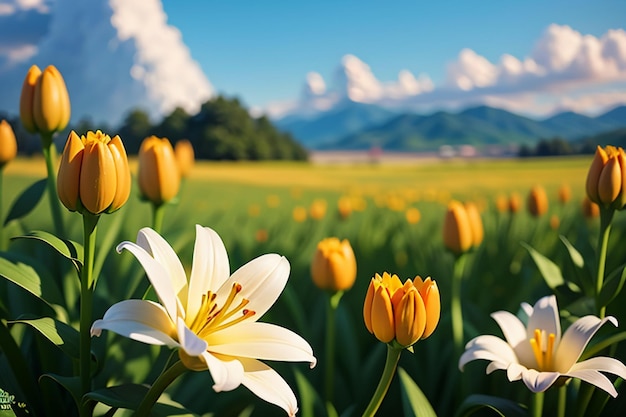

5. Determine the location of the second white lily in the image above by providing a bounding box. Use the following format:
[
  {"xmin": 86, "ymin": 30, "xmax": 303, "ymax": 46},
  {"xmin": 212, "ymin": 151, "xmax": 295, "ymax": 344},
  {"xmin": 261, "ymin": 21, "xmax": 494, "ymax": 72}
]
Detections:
[
  {"xmin": 459, "ymin": 295, "xmax": 626, "ymax": 397},
  {"xmin": 91, "ymin": 225, "xmax": 316, "ymax": 416}
]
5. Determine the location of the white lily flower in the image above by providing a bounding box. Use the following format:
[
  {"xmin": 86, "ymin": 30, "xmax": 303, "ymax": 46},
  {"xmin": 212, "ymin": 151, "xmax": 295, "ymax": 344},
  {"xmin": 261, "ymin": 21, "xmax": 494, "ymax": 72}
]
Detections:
[
  {"xmin": 91, "ymin": 225, "xmax": 316, "ymax": 416},
  {"xmin": 459, "ymin": 295, "xmax": 626, "ymax": 397}
]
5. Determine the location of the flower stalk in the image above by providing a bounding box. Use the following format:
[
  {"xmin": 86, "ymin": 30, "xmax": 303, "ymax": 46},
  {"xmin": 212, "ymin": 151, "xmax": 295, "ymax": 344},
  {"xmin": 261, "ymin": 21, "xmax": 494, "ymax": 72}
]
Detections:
[
  {"xmin": 451, "ymin": 253, "xmax": 467, "ymax": 359},
  {"xmin": 362, "ymin": 345, "xmax": 402, "ymax": 417},
  {"xmin": 596, "ymin": 207, "xmax": 614, "ymax": 318},
  {"xmin": 531, "ymin": 391, "xmax": 544, "ymax": 417},
  {"xmin": 151, "ymin": 202, "xmax": 166, "ymax": 235},
  {"xmin": 135, "ymin": 360, "xmax": 187, "ymax": 417},
  {"xmin": 325, "ymin": 290, "xmax": 343, "ymax": 404},
  {"xmin": 41, "ymin": 133, "xmax": 65, "ymax": 236}
]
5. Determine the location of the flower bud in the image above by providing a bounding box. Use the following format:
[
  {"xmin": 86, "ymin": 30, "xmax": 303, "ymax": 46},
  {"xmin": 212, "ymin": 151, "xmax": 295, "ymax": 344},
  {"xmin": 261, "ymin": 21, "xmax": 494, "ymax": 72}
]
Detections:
[
  {"xmin": 138, "ymin": 136, "xmax": 180, "ymax": 205},
  {"xmin": 21, "ymin": 65, "xmax": 71, "ymax": 135},
  {"xmin": 582, "ymin": 196, "xmax": 600, "ymax": 219},
  {"xmin": 0, "ymin": 120, "xmax": 18, "ymax": 168},
  {"xmin": 363, "ymin": 273, "xmax": 440, "ymax": 347},
  {"xmin": 443, "ymin": 200, "xmax": 483, "ymax": 254},
  {"xmin": 174, "ymin": 139, "xmax": 195, "ymax": 177},
  {"xmin": 586, "ymin": 145, "xmax": 626, "ymax": 209},
  {"xmin": 558, "ymin": 184, "xmax": 571, "ymax": 205},
  {"xmin": 57, "ymin": 130, "xmax": 131, "ymax": 214},
  {"xmin": 527, "ymin": 185, "xmax": 548, "ymax": 217},
  {"xmin": 509, "ymin": 192, "xmax": 522, "ymax": 213},
  {"xmin": 311, "ymin": 237, "xmax": 357, "ymax": 292},
  {"xmin": 309, "ymin": 199, "xmax": 327, "ymax": 220}
]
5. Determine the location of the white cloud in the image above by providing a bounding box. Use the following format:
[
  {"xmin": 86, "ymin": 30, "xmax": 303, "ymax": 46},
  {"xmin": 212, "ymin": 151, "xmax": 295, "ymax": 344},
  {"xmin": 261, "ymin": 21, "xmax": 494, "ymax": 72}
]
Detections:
[
  {"xmin": 266, "ymin": 24, "xmax": 626, "ymax": 120},
  {"xmin": 0, "ymin": 0, "xmax": 213, "ymax": 126}
]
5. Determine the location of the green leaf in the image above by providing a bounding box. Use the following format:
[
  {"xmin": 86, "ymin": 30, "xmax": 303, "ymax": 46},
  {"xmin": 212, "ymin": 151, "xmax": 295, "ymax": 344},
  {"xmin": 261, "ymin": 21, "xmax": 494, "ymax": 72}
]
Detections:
[
  {"xmin": 40, "ymin": 373, "xmax": 81, "ymax": 410},
  {"xmin": 4, "ymin": 179, "xmax": 46, "ymax": 226},
  {"xmin": 13, "ymin": 231, "xmax": 83, "ymax": 272},
  {"xmin": 10, "ymin": 317, "xmax": 79, "ymax": 359},
  {"xmin": 85, "ymin": 386, "xmax": 197, "ymax": 416},
  {"xmin": 559, "ymin": 235, "xmax": 584, "ymax": 269},
  {"xmin": 454, "ymin": 394, "xmax": 526, "ymax": 417},
  {"xmin": 294, "ymin": 368, "xmax": 321, "ymax": 417},
  {"xmin": 398, "ymin": 367, "xmax": 437, "ymax": 417},
  {"xmin": 598, "ymin": 266, "xmax": 626, "ymax": 308},
  {"xmin": 0, "ymin": 251, "xmax": 64, "ymax": 309},
  {"xmin": 521, "ymin": 242, "xmax": 564, "ymax": 290}
]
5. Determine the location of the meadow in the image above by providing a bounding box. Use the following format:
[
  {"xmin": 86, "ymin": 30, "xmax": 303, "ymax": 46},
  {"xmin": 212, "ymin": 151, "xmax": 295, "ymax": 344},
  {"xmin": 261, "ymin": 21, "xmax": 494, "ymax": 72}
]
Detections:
[{"xmin": 1, "ymin": 154, "xmax": 625, "ymax": 417}]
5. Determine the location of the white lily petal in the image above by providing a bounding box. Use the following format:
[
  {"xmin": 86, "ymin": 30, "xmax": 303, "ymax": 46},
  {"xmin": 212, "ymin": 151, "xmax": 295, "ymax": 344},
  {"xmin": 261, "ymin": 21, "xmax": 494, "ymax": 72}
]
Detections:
[
  {"xmin": 187, "ymin": 226, "xmax": 230, "ymax": 326},
  {"xmin": 565, "ymin": 368, "xmax": 618, "ymax": 397},
  {"xmin": 520, "ymin": 302, "xmax": 533, "ymax": 318},
  {"xmin": 520, "ymin": 368, "xmax": 560, "ymax": 393},
  {"xmin": 218, "ymin": 254, "xmax": 289, "ymax": 322},
  {"xmin": 90, "ymin": 300, "xmax": 178, "ymax": 347},
  {"xmin": 526, "ymin": 295, "xmax": 561, "ymax": 345},
  {"xmin": 202, "ymin": 351, "xmax": 245, "ymax": 392},
  {"xmin": 554, "ymin": 316, "xmax": 618, "ymax": 372},
  {"xmin": 239, "ymin": 358, "xmax": 298, "ymax": 417},
  {"xmin": 506, "ymin": 362, "xmax": 526, "ymax": 382},
  {"xmin": 486, "ymin": 361, "xmax": 509, "ymax": 374},
  {"xmin": 491, "ymin": 311, "xmax": 536, "ymax": 367},
  {"xmin": 177, "ymin": 317, "xmax": 207, "ymax": 356},
  {"xmin": 459, "ymin": 335, "xmax": 518, "ymax": 371},
  {"xmin": 207, "ymin": 322, "xmax": 316, "ymax": 367},
  {"xmin": 117, "ymin": 241, "xmax": 179, "ymax": 321},
  {"xmin": 570, "ymin": 356, "xmax": 626, "ymax": 380},
  {"xmin": 136, "ymin": 228, "xmax": 188, "ymax": 301}
]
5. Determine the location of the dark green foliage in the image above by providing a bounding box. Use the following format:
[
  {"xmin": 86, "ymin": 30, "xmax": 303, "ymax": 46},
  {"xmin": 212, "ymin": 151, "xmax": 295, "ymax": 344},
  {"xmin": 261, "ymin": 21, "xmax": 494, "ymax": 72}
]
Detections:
[{"xmin": 113, "ymin": 96, "xmax": 308, "ymax": 160}]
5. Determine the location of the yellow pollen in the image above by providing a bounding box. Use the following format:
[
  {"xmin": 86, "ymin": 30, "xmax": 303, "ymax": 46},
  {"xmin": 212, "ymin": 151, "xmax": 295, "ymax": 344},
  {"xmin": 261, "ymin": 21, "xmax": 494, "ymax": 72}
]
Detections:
[
  {"xmin": 190, "ymin": 282, "xmax": 254, "ymax": 339},
  {"xmin": 529, "ymin": 329, "xmax": 555, "ymax": 371}
]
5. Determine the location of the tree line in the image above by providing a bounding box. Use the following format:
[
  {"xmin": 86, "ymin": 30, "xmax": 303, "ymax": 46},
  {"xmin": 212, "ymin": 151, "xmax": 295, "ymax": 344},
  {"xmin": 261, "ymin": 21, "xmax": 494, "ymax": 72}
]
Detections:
[{"xmin": 1, "ymin": 95, "xmax": 308, "ymax": 161}]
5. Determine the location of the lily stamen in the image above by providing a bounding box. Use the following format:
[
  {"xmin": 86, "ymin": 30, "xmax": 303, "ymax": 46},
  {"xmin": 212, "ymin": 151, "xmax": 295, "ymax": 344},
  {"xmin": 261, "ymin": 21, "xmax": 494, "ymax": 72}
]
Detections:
[{"xmin": 530, "ymin": 329, "xmax": 555, "ymax": 371}]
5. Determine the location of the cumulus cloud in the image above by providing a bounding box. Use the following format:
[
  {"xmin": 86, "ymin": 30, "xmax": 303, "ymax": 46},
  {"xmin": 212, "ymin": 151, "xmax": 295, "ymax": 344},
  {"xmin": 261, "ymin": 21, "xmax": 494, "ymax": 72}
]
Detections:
[
  {"xmin": 0, "ymin": 0, "xmax": 212, "ymax": 125},
  {"xmin": 267, "ymin": 24, "xmax": 626, "ymax": 119}
]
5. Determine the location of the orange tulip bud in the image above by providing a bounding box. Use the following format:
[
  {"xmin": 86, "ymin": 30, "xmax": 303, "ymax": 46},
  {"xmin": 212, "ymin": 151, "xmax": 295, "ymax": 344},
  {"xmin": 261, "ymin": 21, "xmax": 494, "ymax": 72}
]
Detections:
[
  {"xmin": 405, "ymin": 207, "xmax": 421, "ymax": 224},
  {"xmin": 309, "ymin": 199, "xmax": 327, "ymax": 220},
  {"xmin": 509, "ymin": 192, "xmax": 522, "ymax": 213},
  {"xmin": 443, "ymin": 200, "xmax": 483, "ymax": 254},
  {"xmin": 527, "ymin": 185, "xmax": 548, "ymax": 217},
  {"xmin": 558, "ymin": 184, "xmax": 571, "ymax": 205},
  {"xmin": 26, "ymin": 65, "xmax": 71, "ymax": 135},
  {"xmin": 174, "ymin": 139, "xmax": 195, "ymax": 177},
  {"xmin": 363, "ymin": 273, "xmax": 440, "ymax": 347},
  {"xmin": 586, "ymin": 145, "xmax": 626, "ymax": 209},
  {"xmin": 0, "ymin": 120, "xmax": 18, "ymax": 168},
  {"xmin": 311, "ymin": 237, "xmax": 357, "ymax": 292},
  {"xmin": 57, "ymin": 130, "xmax": 131, "ymax": 214},
  {"xmin": 19, "ymin": 65, "xmax": 41, "ymax": 133},
  {"xmin": 464, "ymin": 202, "xmax": 484, "ymax": 247},
  {"xmin": 582, "ymin": 196, "xmax": 600, "ymax": 219},
  {"xmin": 138, "ymin": 136, "xmax": 181, "ymax": 205}
]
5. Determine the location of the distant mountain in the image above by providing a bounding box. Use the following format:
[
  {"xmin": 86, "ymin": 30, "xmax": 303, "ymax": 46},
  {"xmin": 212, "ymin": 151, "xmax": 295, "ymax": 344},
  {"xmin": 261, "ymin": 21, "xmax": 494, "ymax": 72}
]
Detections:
[
  {"xmin": 274, "ymin": 102, "xmax": 396, "ymax": 148},
  {"xmin": 286, "ymin": 102, "xmax": 626, "ymax": 152}
]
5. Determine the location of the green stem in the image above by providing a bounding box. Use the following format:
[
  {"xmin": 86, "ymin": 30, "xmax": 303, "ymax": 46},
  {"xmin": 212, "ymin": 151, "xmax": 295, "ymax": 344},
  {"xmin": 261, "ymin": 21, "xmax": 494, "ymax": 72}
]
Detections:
[
  {"xmin": 41, "ymin": 133, "xmax": 64, "ymax": 237},
  {"xmin": 0, "ymin": 168, "xmax": 4, "ymax": 251},
  {"xmin": 451, "ymin": 253, "xmax": 467, "ymax": 360},
  {"xmin": 557, "ymin": 385, "xmax": 567, "ymax": 417},
  {"xmin": 575, "ymin": 383, "xmax": 595, "ymax": 417},
  {"xmin": 134, "ymin": 360, "xmax": 187, "ymax": 417},
  {"xmin": 79, "ymin": 213, "xmax": 99, "ymax": 415},
  {"xmin": 596, "ymin": 207, "xmax": 614, "ymax": 318},
  {"xmin": 325, "ymin": 291, "xmax": 343, "ymax": 405},
  {"xmin": 531, "ymin": 391, "xmax": 544, "ymax": 417},
  {"xmin": 361, "ymin": 345, "xmax": 402, "ymax": 417},
  {"xmin": 152, "ymin": 203, "xmax": 166, "ymax": 234}
]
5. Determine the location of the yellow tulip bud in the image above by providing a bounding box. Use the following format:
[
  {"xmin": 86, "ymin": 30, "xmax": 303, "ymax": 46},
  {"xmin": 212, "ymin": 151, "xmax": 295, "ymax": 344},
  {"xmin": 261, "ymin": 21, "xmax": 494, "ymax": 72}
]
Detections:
[
  {"xmin": 174, "ymin": 139, "xmax": 195, "ymax": 178},
  {"xmin": 337, "ymin": 196, "xmax": 352, "ymax": 220},
  {"xmin": 558, "ymin": 184, "xmax": 571, "ymax": 205},
  {"xmin": 0, "ymin": 120, "xmax": 18, "ymax": 168},
  {"xmin": 57, "ymin": 130, "xmax": 131, "ymax": 215},
  {"xmin": 509, "ymin": 192, "xmax": 522, "ymax": 213},
  {"xmin": 293, "ymin": 206, "xmax": 307, "ymax": 222},
  {"xmin": 31, "ymin": 65, "xmax": 71, "ymax": 135},
  {"xmin": 582, "ymin": 196, "xmax": 600, "ymax": 219},
  {"xmin": 311, "ymin": 237, "xmax": 357, "ymax": 292},
  {"xmin": 309, "ymin": 199, "xmax": 327, "ymax": 220},
  {"xmin": 443, "ymin": 201, "xmax": 473, "ymax": 254},
  {"xmin": 19, "ymin": 65, "xmax": 41, "ymax": 133},
  {"xmin": 464, "ymin": 202, "xmax": 483, "ymax": 247},
  {"xmin": 138, "ymin": 136, "xmax": 181, "ymax": 205},
  {"xmin": 405, "ymin": 207, "xmax": 421, "ymax": 224},
  {"xmin": 586, "ymin": 145, "xmax": 626, "ymax": 209},
  {"xmin": 363, "ymin": 273, "xmax": 439, "ymax": 347},
  {"xmin": 527, "ymin": 185, "xmax": 548, "ymax": 217}
]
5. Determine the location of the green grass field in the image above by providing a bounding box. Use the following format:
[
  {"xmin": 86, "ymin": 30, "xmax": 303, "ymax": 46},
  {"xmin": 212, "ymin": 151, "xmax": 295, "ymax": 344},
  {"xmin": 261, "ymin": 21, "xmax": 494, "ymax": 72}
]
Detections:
[{"xmin": 2, "ymin": 154, "xmax": 625, "ymax": 417}]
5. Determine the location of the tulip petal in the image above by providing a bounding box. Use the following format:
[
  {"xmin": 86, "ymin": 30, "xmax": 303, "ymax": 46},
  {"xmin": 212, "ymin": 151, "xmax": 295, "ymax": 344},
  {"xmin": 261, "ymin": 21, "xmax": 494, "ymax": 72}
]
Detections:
[
  {"xmin": 564, "ymin": 368, "xmax": 618, "ymax": 397},
  {"xmin": 459, "ymin": 335, "xmax": 518, "ymax": 371},
  {"xmin": 116, "ymin": 240, "xmax": 178, "ymax": 321},
  {"xmin": 187, "ymin": 226, "xmax": 230, "ymax": 325},
  {"xmin": 136, "ymin": 228, "xmax": 188, "ymax": 301},
  {"xmin": 554, "ymin": 316, "xmax": 617, "ymax": 372},
  {"xmin": 526, "ymin": 295, "xmax": 561, "ymax": 345},
  {"xmin": 520, "ymin": 368, "xmax": 560, "ymax": 393},
  {"xmin": 90, "ymin": 300, "xmax": 178, "ymax": 347},
  {"xmin": 177, "ymin": 317, "xmax": 207, "ymax": 356},
  {"xmin": 218, "ymin": 254, "xmax": 289, "ymax": 322},
  {"xmin": 207, "ymin": 322, "xmax": 316, "ymax": 367},
  {"xmin": 202, "ymin": 352, "xmax": 245, "ymax": 392},
  {"xmin": 239, "ymin": 358, "xmax": 299, "ymax": 417},
  {"xmin": 491, "ymin": 311, "xmax": 536, "ymax": 367}
]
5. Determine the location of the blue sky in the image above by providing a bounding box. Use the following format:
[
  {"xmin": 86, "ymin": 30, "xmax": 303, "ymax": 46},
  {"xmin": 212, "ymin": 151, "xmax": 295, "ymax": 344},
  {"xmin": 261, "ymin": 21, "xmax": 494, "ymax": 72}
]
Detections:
[{"xmin": 161, "ymin": 0, "xmax": 626, "ymax": 112}]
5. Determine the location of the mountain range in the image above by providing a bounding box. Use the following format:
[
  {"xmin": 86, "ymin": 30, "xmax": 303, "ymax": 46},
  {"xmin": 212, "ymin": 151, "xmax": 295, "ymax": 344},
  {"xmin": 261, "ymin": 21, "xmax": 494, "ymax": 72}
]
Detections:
[{"xmin": 275, "ymin": 102, "xmax": 626, "ymax": 152}]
